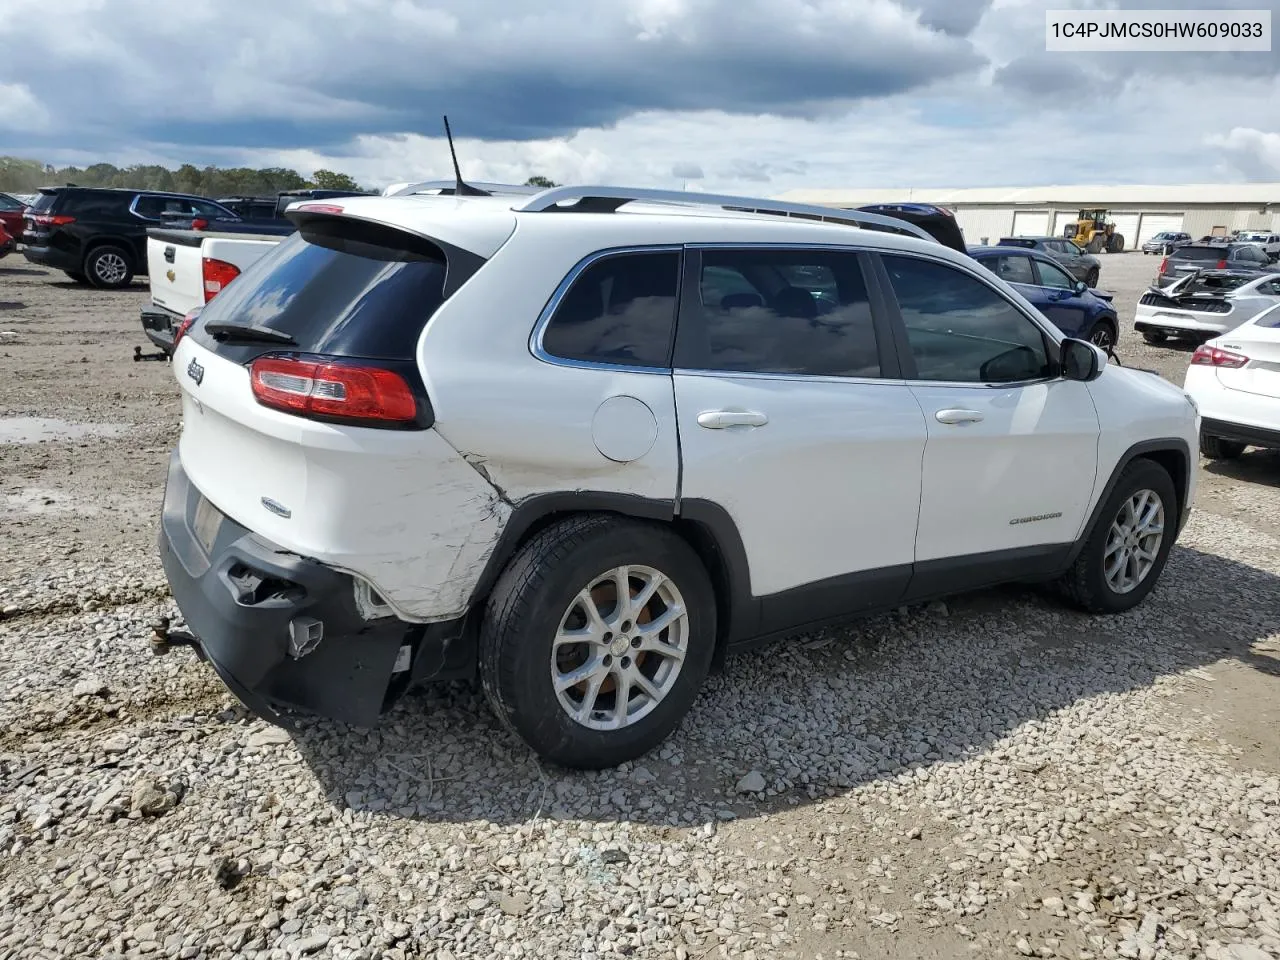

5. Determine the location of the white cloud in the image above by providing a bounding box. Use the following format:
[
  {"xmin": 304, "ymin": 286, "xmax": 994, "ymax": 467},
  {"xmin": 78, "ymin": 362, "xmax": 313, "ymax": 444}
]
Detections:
[
  {"xmin": 0, "ymin": 0, "xmax": 1276, "ymax": 193},
  {"xmin": 0, "ymin": 84, "xmax": 49, "ymax": 131},
  {"xmin": 1206, "ymin": 128, "xmax": 1280, "ymax": 180}
]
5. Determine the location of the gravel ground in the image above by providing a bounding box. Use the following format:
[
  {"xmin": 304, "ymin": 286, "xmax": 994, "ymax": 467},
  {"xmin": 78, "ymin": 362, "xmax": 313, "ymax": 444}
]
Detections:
[{"xmin": 1, "ymin": 253, "xmax": 1278, "ymax": 960}]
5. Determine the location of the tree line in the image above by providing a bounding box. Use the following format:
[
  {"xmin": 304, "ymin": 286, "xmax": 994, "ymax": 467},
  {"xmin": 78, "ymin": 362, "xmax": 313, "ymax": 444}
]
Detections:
[
  {"xmin": 0, "ymin": 156, "xmax": 560, "ymax": 198},
  {"xmin": 0, "ymin": 156, "xmax": 363, "ymax": 197}
]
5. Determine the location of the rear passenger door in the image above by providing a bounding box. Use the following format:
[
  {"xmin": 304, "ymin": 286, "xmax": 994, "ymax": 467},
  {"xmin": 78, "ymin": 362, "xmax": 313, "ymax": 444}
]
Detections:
[{"xmin": 672, "ymin": 246, "xmax": 928, "ymax": 631}]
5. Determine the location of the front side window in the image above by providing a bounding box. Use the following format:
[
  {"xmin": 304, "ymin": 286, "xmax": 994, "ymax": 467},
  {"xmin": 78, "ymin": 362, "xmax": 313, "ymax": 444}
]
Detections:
[
  {"xmin": 540, "ymin": 250, "xmax": 679, "ymax": 368},
  {"xmin": 882, "ymin": 255, "xmax": 1052, "ymax": 385},
  {"xmin": 678, "ymin": 248, "xmax": 880, "ymax": 378},
  {"xmin": 190, "ymin": 198, "xmax": 235, "ymax": 219},
  {"xmin": 1036, "ymin": 259, "xmax": 1077, "ymax": 290}
]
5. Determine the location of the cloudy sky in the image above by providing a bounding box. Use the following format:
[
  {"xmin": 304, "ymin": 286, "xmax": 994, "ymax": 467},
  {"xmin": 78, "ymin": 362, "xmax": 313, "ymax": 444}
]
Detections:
[{"xmin": 0, "ymin": 0, "xmax": 1277, "ymax": 193}]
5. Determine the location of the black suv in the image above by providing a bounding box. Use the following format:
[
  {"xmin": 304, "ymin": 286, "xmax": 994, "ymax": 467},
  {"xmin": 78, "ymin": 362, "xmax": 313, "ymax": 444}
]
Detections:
[{"xmin": 22, "ymin": 187, "xmax": 237, "ymax": 288}]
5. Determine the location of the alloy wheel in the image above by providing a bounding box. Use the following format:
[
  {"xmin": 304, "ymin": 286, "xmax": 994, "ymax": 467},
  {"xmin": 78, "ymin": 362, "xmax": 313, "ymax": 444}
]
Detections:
[
  {"xmin": 1103, "ymin": 489, "xmax": 1165, "ymax": 594},
  {"xmin": 551, "ymin": 564, "xmax": 689, "ymax": 730}
]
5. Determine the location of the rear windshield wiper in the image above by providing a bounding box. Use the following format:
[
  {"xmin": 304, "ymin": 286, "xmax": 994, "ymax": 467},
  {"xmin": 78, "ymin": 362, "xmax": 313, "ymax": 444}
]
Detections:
[{"xmin": 203, "ymin": 322, "xmax": 297, "ymax": 345}]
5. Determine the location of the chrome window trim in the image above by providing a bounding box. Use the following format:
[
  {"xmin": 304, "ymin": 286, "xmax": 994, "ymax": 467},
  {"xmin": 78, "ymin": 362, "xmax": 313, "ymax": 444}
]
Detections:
[{"xmin": 529, "ymin": 239, "xmax": 1068, "ymax": 391}]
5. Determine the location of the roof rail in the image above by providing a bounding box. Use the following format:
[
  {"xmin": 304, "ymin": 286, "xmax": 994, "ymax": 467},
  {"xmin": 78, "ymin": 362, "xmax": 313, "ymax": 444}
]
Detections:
[
  {"xmin": 515, "ymin": 185, "xmax": 936, "ymax": 244},
  {"xmin": 385, "ymin": 179, "xmax": 543, "ymax": 198}
]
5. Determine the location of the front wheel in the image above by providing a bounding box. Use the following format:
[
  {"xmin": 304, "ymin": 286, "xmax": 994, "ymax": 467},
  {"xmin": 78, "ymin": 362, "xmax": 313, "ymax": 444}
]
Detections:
[
  {"xmin": 1058, "ymin": 459, "xmax": 1177, "ymax": 614},
  {"xmin": 1201, "ymin": 435, "xmax": 1246, "ymax": 460},
  {"xmin": 479, "ymin": 516, "xmax": 716, "ymax": 769},
  {"xmin": 1087, "ymin": 319, "xmax": 1117, "ymax": 351},
  {"xmin": 1085, "ymin": 268, "xmax": 1100, "ymax": 288},
  {"xmin": 84, "ymin": 245, "xmax": 134, "ymax": 289}
]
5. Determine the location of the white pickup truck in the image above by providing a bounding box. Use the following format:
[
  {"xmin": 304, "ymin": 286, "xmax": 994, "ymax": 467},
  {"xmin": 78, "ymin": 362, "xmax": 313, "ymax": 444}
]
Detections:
[
  {"xmin": 138, "ymin": 228, "xmax": 286, "ymax": 357},
  {"xmin": 1238, "ymin": 231, "xmax": 1280, "ymax": 262}
]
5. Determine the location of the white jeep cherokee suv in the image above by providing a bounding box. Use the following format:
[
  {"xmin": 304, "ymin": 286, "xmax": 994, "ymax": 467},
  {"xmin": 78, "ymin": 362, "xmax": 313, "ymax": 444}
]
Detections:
[{"xmin": 158, "ymin": 185, "xmax": 1199, "ymax": 768}]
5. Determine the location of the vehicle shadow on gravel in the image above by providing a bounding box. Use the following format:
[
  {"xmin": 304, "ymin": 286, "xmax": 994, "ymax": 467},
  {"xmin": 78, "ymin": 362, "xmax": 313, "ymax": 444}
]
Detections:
[
  {"xmin": 0, "ymin": 266, "xmax": 44, "ymax": 277},
  {"xmin": 287, "ymin": 542, "xmax": 1280, "ymax": 827},
  {"xmin": 1205, "ymin": 449, "xmax": 1280, "ymax": 489}
]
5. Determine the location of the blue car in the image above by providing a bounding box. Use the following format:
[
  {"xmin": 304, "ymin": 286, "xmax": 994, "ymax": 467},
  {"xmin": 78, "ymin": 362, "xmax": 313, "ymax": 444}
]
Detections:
[{"xmin": 968, "ymin": 245, "xmax": 1119, "ymax": 350}]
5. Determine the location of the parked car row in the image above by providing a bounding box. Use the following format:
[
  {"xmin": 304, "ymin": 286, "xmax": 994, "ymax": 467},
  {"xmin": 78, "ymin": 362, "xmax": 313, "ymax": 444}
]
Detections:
[{"xmin": 12, "ymin": 185, "xmax": 368, "ymax": 290}]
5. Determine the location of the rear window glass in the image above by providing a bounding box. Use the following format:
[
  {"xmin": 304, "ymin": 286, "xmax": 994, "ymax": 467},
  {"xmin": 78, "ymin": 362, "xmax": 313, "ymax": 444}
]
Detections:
[
  {"xmin": 28, "ymin": 192, "xmax": 58, "ymax": 214},
  {"xmin": 194, "ymin": 220, "xmax": 449, "ymax": 361},
  {"xmin": 1172, "ymin": 246, "xmax": 1228, "ymax": 262}
]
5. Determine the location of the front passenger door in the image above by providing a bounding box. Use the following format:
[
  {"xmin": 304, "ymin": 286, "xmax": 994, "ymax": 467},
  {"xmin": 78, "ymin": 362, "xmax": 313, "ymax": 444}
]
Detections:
[
  {"xmin": 1032, "ymin": 257, "xmax": 1092, "ymax": 338},
  {"xmin": 876, "ymin": 253, "xmax": 1100, "ymax": 597}
]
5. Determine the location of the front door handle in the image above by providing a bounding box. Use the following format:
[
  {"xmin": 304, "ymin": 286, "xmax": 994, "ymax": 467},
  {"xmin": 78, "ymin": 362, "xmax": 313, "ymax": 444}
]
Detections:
[
  {"xmin": 935, "ymin": 408, "xmax": 984, "ymax": 425},
  {"xmin": 697, "ymin": 409, "xmax": 769, "ymax": 429}
]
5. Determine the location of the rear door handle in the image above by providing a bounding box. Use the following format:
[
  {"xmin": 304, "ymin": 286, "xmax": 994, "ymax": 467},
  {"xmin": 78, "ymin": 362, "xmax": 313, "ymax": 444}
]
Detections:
[
  {"xmin": 935, "ymin": 408, "xmax": 984, "ymax": 425},
  {"xmin": 697, "ymin": 409, "xmax": 769, "ymax": 429}
]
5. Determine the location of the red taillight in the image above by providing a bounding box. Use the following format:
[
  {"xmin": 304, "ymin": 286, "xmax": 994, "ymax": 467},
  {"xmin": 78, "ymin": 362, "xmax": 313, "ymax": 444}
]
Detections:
[
  {"xmin": 1191, "ymin": 344, "xmax": 1248, "ymax": 368},
  {"xmin": 202, "ymin": 257, "xmax": 241, "ymax": 303},
  {"xmin": 172, "ymin": 310, "xmax": 199, "ymax": 349},
  {"xmin": 191, "ymin": 217, "xmax": 209, "ymax": 231},
  {"xmin": 294, "ymin": 203, "xmax": 344, "ymax": 214},
  {"xmin": 1216, "ymin": 259, "xmax": 1227, "ymax": 269},
  {"xmin": 31, "ymin": 214, "xmax": 75, "ymax": 226},
  {"xmin": 1158, "ymin": 257, "xmax": 1169, "ymax": 274},
  {"xmin": 249, "ymin": 356, "xmax": 418, "ymax": 425}
]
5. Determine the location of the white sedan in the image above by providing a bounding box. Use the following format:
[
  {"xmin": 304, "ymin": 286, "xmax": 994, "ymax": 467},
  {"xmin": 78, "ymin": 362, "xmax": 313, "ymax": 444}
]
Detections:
[
  {"xmin": 1136, "ymin": 270, "xmax": 1280, "ymax": 344},
  {"xmin": 1184, "ymin": 303, "xmax": 1280, "ymax": 458}
]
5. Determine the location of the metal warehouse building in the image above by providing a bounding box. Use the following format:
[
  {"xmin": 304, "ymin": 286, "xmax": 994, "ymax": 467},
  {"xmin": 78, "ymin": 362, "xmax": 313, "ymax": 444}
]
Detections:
[{"xmin": 774, "ymin": 184, "xmax": 1280, "ymax": 251}]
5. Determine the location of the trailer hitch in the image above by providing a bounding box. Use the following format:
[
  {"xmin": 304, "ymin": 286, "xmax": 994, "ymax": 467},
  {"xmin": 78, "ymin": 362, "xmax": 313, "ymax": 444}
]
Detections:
[
  {"xmin": 150, "ymin": 616, "xmax": 198, "ymax": 656},
  {"xmin": 134, "ymin": 345, "xmax": 170, "ymax": 362}
]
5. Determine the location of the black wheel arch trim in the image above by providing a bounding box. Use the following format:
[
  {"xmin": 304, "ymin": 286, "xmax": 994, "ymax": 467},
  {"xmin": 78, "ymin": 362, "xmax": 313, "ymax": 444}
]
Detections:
[
  {"xmin": 1065, "ymin": 437, "xmax": 1192, "ymax": 566},
  {"xmin": 467, "ymin": 492, "xmax": 761, "ymax": 665}
]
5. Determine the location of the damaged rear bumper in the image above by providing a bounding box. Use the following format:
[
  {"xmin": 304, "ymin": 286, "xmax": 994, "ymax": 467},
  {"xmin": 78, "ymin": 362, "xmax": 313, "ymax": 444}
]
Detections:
[{"xmin": 157, "ymin": 451, "xmax": 473, "ymax": 727}]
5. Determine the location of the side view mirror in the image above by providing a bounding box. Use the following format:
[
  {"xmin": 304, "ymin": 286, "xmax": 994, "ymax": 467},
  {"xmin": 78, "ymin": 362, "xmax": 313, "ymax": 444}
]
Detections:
[
  {"xmin": 1074, "ymin": 280, "xmax": 1089, "ymax": 295},
  {"xmin": 1061, "ymin": 338, "xmax": 1103, "ymax": 382}
]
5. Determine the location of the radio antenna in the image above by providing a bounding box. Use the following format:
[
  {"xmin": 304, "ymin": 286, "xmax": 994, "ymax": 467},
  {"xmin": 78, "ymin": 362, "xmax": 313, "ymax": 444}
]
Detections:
[{"xmin": 442, "ymin": 116, "xmax": 491, "ymax": 197}]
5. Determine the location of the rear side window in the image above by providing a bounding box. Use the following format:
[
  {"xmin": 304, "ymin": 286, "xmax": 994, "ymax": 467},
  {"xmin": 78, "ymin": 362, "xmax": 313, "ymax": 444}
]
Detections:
[
  {"xmin": 540, "ymin": 251, "xmax": 679, "ymax": 368},
  {"xmin": 193, "ymin": 220, "xmax": 449, "ymax": 361},
  {"xmin": 62, "ymin": 191, "xmax": 132, "ymax": 218},
  {"xmin": 0, "ymin": 194, "xmax": 22, "ymax": 211},
  {"xmin": 677, "ymin": 248, "xmax": 880, "ymax": 379},
  {"xmin": 883, "ymin": 255, "xmax": 1052, "ymax": 384}
]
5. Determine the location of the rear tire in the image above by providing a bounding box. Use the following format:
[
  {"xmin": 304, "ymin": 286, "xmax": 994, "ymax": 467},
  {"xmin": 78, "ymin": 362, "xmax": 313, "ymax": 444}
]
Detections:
[
  {"xmin": 1058, "ymin": 459, "xmax": 1177, "ymax": 614},
  {"xmin": 479, "ymin": 515, "xmax": 716, "ymax": 769},
  {"xmin": 63, "ymin": 270, "xmax": 91, "ymax": 285},
  {"xmin": 84, "ymin": 245, "xmax": 134, "ymax": 289},
  {"xmin": 1200, "ymin": 435, "xmax": 1246, "ymax": 461},
  {"xmin": 1088, "ymin": 237, "xmax": 1105, "ymax": 254},
  {"xmin": 1141, "ymin": 330, "xmax": 1167, "ymax": 345}
]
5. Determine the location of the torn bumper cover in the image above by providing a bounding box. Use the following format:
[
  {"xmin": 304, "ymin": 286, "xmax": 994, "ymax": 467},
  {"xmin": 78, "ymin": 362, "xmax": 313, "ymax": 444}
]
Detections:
[{"xmin": 157, "ymin": 451, "xmax": 470, "ymax": 727}]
